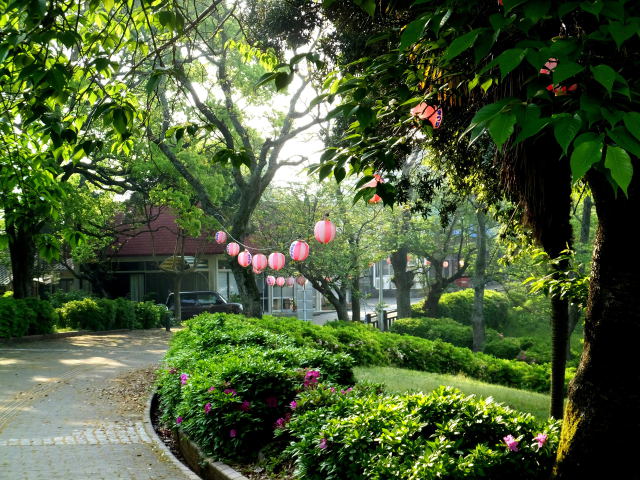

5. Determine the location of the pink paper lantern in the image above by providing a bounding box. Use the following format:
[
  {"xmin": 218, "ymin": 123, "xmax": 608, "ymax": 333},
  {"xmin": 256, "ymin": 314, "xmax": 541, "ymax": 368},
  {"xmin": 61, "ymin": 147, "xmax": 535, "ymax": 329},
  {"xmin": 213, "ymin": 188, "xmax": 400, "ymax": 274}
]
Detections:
[
  {"xmin": 410, "ymin": 102, "xmax": 443, "ymax": 129},
  {"xmin": 276, "ymin": 276, "xmax": 286, "ymax": 287},
  {"xmin": 226, "ymin": 242, "xmax": 240, "ymax": 256},
  {"xmin": 286, "ymin": 276, "xmax": 295, "ymax": 287},
  {"xmin": 238, "ymin": 250, "xmax": 252, "ymax": 268},
  {"xmin": 368, "ymin": 194, "xmax": 382, "ymax": 204},
  {"xmin": 215, "ymin": 231, "xmax": 227, "ymax": 244},
  {"xmin": 268, "ymin": 252, "xmax": 286, "ymax": 270},
  {"xmin": 296, "ymin": 276, "xmax": 307, "ymax": 287},
  {"xmin": 266, "ymin": 275, "xmax": 276, "ymax": 286},
  {"xmin": 314, "ymin": 218, "xmax": 336, "ymax": 244},
  {"xmin": 289, "ymin": 240, "xmax": 309, "ymax": 261},
  {"xmin": 443, "ymin": 260, "xmax": 449, "ymax": 268},
  {"xmin": 252, "ymin": 264, "xmax": 264, "ymax": 274},
  {"xmin": 252, "ymin": 253, "xmax": 267, "ymax": 271}
]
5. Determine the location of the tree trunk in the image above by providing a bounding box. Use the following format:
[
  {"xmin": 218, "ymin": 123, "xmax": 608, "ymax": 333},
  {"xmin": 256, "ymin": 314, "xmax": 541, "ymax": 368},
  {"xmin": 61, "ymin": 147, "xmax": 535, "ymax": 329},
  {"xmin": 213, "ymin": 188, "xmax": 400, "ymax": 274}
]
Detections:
[
  {"xmin": 471, "ymin": 211, "xmax": 487, "ymax": 352},
  {"xmin": 173, "ymin": 275, "xmax": 182, "ymax": 323},
  {"xmin": 553, "ymin": 172, "xmax": 640, "ymax": 478},
  {"xmin": 6, "ymin": 217, "xmax": 36, "ymax": 299},
  {"xmin": 424, "ymin": 280, "xmax": 444, "ymax": 317},
  {"xmin": 550, "ymin": 292, "xmax": 569, "ymax": 419},
  {"xmin": 351, "ymin": 277, "xmax": 361, "ymax": 322},
  {"xmin": 390, "ymin": 247, "xmax": 414, "ymax": 319},
  {"xmin": 230, "ymin": 261, "xmax": 262, "ymax": 317}
]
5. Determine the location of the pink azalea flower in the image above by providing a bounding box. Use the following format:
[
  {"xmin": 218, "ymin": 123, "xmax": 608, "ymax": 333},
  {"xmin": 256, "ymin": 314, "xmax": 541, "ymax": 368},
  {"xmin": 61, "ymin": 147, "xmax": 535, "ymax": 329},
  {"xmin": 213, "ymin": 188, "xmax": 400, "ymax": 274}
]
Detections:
[
  {"xmin": 223, "ymin": 388, "xmax": 237, "ymax": 396},
  {"xmin": 180, "ymin": 373, "xmax": 188, "ymax": 385},
  {"xmin": 274, "ymin": 417, "xmax": 286, "ymax": 429},
  {"xmin": 503, "ymin": 434, "xmax": 519, "ymax": 452},
  {"xmin": 176, "ymin": 416, "xmax": 183, "ymax": 424},
  {"xmin": 534, "ymin": 433, "xmax": 548, "ymax": 448},
  {"xmin": 290, "ymin": 400, "xmax": 297, "ymax": 410},
  {"xmin": 318, "ymin": 437, "xmax": 327, "ymax": 449},
  {"xmin": 266, "ymin": 396, "xmax": 278, "ymax": 408},
  {"xmin": 329, "ymin": 387, "xmax": 336, "ymax": 393},
  {"xmin": 240, "ymin": 400, "xmax": 251, "ymax": 412},
  {"xmin": 229, "ymin": 429, "xmax": 237, "ymax": 438},
  {"xmin": 204, "ymin": 403, "xmax": 212, "ymax": 414},
  {"xmin": 208, "ymin": 386, "xmax": 216, "ymax": 392}
]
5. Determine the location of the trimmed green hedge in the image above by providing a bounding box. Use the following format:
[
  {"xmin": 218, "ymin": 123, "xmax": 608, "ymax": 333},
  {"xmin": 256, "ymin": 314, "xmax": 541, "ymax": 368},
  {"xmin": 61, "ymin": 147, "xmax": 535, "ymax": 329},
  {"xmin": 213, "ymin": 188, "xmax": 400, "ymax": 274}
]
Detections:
[
  {"xmin": 412, "ymin": 289, "xmax": 511, "ymax": 330},
  {"xmin": 286, "ymin": 386, "xmax": 559, "ymax": 480},
  {"xmin": 0, "ymin": 297, "xmax": 57, "ymax": 338},
  {"xmin": 157, "ymin": 313, "xmax": 561, "ymax": 479},
  {"xmin": 56, "ymin": 297, "xmax": 165, "ymax": 331}
]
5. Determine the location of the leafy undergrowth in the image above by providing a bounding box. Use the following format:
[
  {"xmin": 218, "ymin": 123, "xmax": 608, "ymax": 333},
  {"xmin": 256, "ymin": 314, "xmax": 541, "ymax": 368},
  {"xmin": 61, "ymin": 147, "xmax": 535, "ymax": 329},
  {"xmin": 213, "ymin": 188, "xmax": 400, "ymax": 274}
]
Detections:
[{"xmin": 156, "ymin": 313, "xmax": 560, "ymax": 479}]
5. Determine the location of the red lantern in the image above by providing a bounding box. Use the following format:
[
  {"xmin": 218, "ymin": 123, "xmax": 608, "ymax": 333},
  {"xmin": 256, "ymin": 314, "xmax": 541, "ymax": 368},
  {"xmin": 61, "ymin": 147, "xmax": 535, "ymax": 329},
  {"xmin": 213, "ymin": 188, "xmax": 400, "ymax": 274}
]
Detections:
[
  {"xmin": 268, "ymin": 252, "xmax": 286, "ymax": 270},
  {"xmin": 238, "ymin": 250, "xmax": 252, "ymax": 267},
  {"xmin": 296, "ymin": 276, "xmax": 307, "ymax": 287},
  {"xmin": 252, "ymin": 264, "xmax": 264, "ymax": 274},
  {"xmin": 252, "ymin": 253, "xmax": 267, "ymax": 271},
  {"xmin": 266, "ymin": 275, "xmax": 276, "ymax": 286},
  {"xmin": 289, "ymin": 241, "xmax": 309, "ymax": 261},
  {"xmin": 276, "ymin": 276, "xmax": 286, "ymax": 287},
  {"xmin": 314, "ymin": 218, "xmax": 336, "ymax": 244},
  {"xmin": 368, "ymin": 194, "xmax": 382, "ymax": 204},
  {"xmin": 286, "ymin": 276, "xmax": 295, "ymax": 287},
  {"xmin": 226, "ymin": 242, "xmax": 240, "ymax": 256},
  {"xmin": 215, "ymin": 231, "xmax": 227, "ymax": 244},
  {"xmin": 410, "ymin": 102, "xmax": 443, "ymax": 129}
]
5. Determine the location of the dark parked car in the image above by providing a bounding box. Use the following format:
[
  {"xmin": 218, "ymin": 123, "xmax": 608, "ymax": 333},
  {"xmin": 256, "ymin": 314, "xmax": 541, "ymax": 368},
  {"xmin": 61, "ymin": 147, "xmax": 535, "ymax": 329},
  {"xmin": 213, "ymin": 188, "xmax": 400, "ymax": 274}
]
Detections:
[{"xmin": 166, "ymin": 291, "xmax": 243, "ymax": 320}]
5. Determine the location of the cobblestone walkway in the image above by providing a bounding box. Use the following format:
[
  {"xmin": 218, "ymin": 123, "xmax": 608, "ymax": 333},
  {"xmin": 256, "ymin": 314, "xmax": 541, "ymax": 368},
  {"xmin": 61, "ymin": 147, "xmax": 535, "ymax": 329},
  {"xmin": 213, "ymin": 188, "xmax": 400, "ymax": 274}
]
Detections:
[{"xmin": 0, "ymin": 330, "xmax": 194, "ymax": 480}]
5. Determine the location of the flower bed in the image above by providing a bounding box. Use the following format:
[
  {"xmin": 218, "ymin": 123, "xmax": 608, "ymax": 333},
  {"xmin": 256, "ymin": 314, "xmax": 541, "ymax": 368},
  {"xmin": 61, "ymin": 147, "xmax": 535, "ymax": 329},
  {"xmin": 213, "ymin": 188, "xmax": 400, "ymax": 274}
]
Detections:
[{"xmin": 156, "ymin": 313, "xmax": 560, "ymax": 479}]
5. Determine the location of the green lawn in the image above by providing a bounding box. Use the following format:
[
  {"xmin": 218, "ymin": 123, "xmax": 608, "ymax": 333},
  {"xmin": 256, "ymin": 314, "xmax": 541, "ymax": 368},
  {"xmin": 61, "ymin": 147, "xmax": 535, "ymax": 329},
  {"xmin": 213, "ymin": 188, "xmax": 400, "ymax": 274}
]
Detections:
[{"xmin": 354, "ymin": 366, "xmax": 552, "ymax": 419}]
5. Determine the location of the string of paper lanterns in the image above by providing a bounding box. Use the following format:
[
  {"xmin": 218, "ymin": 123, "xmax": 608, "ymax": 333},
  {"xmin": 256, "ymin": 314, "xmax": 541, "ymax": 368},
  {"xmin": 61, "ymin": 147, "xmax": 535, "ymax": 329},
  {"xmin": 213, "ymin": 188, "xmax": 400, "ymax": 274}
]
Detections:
[{"xmin": 211, "ymin": 215, "xmax": 337, "ymax": 285}]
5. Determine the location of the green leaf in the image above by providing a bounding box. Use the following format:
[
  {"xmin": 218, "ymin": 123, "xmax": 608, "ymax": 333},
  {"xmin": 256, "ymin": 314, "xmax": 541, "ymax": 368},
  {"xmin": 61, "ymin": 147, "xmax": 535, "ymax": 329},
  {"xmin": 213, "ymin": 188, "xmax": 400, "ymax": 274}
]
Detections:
[
  {"xmin": 579, "ymin": 0, "xmax": 602, "ymax": 16},
  {"xmin": 570, "ymin": 133, "xmax": 603, "ymax": 182},
  {"xmin": 112, "ymin": 108, "xmax": 128, "ymax": 134},
  {"xmin": 103, "ymin": 0, "xmax": 114, "ymax": 10},
  {"xmin": 443, "ymin": 29, "xmax": 483, "ymax": 62},
  {"xmin": 552, "ymin": 61, "xmax": 584, "ymax": 84},
  {"xmin": 158, "ymin": 10, "xmax": 174, "ymax": 27},
  {"xmin": 488, "ymin": 112, "xmax": 516, "ymax": 148},
  {"xmin": 274, "ymin": 71, "xmax": 292, "ymax": 91},
  {"xmin": 334, "ymin": 166, "xmax": 346, "ymax": 183},
  {"xmin": 523, "ymin": 0, "xmax": 551, "ymax": 22},
  {"xmin": 515, "ymin": 106, "xmax": 550, "ymax": 143},
  {"xmin": 604, "ymin": 145, "xmax": 633, "ymax": 194},
  {"xmin": 607, "ymin": 22, "xmax": 636, "ymax": 48},
  {"xmin": 146, "ymin": 74, "xmax": 161, "ymax": 96},
  {"xmin": 495, "ymin": 48, "xmax": 527, "ymax": 79},
  {"xmin": 318, "ymin": 162, "xmax": 335, "ymax": 181},
  {"xmin": 607, "ymin": 127, "xmax": 640, "ymax": 158},
  {"xmin": 399, "ymin": 15, "xmax": 428, "ymax": 50},
  {"xmin": 591, "ymin": 64, "xmax": 616, "ymax": 95},
  {"xmin": 353, "ymin": 0, "xmax": 375, "ymax": 16},
  {"xmin": 356, "ymin": 106, "xmax": 375, "ymax": 128},
  {"xmin": 623, "ymin": 113, "xmax": 640, "ymax": 142},
  {"xmin": 554, "ymin": 114, "xmax": 582, "ymax": 154}
]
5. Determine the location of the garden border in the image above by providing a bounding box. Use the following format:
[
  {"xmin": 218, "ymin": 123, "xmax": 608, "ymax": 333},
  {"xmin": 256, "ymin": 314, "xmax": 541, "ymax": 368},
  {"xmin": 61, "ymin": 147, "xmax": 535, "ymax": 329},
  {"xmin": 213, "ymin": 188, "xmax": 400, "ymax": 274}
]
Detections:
[{"xmin": 145, "ymin": 392, "xmax": 250, "ymax": 480}]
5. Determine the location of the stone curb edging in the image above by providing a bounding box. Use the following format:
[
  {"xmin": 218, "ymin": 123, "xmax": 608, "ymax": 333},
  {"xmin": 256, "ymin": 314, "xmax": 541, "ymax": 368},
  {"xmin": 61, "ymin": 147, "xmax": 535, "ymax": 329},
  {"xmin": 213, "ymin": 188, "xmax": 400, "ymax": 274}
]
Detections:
[
  {"xmin": 145, "ymin": 392, "xmax": 250, "ymax": 480},
  {"xmin": 0, "ymin": 329, "xmax": 134, "ymax": 344}
]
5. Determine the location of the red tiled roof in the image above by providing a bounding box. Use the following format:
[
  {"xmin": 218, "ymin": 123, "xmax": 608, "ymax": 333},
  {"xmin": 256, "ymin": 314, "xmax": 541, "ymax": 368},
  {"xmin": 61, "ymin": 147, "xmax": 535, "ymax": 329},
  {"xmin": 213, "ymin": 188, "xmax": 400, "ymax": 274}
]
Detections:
[{"xmin": 114, "ymin": 208, "xmax": 226, "ymax": 257}]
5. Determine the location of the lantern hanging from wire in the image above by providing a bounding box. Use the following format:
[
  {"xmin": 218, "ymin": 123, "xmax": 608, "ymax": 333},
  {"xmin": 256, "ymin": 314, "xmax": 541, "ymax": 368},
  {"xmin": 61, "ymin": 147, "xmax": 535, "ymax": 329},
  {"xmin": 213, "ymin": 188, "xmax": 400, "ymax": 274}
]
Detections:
[
  {"xmin": 410, "ymin": 102, "xmax": 443, "ymax": 129},
  {"xmin": 286, "ymin": 276, "xmax": 295, "ymax": 287},
  {"xmin": 252, "ymin": 254, "xmax": 267, "ymax": 271},
  {"xmin": 289, "ymin": 240, "xmax": 309, "ymax": 261},
  {"xmin": 314, "ymin": 216, "xmax": 336, "ymax": 244},
  {"xmin": 215, "ymin": 231, "xmax": 227, "ymax": 244},
  {"xmin": 276, "ymin": 276, "xmax": 286, "ymax": 287},
  {"xmin": 266, "ymin": 275, "xmax": 276, "ymax": 286},
  {"xmin": 238, "ymin": 250, "xmax": 252, "ymax": 268},
  {"xmin": 443, "ymin": 260, "xmax": 449, "ymax": 268},
  {"xmin": 296, "ymin": 276, "xmax": 307, "ymax": 287},
  {"xmin": 252, "ymin": 264, "xmax": 264, "ymax": 274},
  {"xmin": 268, "ymin": 252, "xmax": 286, "ymax": 271},
  {"xmin": 226, "ymin": 242, "xmax": 240, "ymax": 256}
]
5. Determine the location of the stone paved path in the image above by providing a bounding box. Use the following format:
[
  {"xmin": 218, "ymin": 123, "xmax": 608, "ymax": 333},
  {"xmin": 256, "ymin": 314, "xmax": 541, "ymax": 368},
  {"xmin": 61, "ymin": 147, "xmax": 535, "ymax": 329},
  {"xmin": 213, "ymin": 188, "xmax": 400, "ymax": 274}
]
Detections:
[{"xmin": 0, "ymin": 330, "xmax": 195, "ymax": 480}]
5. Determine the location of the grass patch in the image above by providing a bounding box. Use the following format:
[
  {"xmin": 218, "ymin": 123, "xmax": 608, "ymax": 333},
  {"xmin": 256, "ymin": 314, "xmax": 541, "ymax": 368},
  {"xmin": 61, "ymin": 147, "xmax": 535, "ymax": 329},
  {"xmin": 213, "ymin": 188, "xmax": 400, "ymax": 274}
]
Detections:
[{"xmin": 354, "ymin": 365, "xmax": 551, "ymax": 419}]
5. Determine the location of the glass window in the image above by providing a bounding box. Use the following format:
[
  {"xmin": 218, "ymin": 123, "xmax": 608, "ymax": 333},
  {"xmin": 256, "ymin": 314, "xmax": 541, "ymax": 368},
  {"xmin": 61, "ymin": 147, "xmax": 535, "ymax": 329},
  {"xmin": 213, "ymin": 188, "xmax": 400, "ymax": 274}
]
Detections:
[{"xmin": 197, "ymin": 291, "xmax": 224, "ymax": 305}]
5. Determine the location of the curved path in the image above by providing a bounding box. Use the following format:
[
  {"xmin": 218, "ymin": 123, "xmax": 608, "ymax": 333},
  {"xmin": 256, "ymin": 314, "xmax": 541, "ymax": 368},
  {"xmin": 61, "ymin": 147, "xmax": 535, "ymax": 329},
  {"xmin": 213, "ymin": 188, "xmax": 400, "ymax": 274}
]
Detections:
[{"xmin": 0, "ymin": 330, "xmax": 195, "ymax": 480}]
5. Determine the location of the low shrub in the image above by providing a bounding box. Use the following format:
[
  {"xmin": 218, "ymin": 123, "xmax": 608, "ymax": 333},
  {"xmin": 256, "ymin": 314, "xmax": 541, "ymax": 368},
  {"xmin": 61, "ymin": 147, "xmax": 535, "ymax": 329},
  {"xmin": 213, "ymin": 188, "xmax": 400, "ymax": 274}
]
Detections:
[
  {"xmin": 112, "ymin": 298, "xmax": 136, "ymax": 329},
  {"xmin": 392, "ymin": 316, "xmax": 474, "ymax": 349},
  {"xmin": 485, "ymin": 336, "xmax": 523, "ymax": 360},
  {"xmin": 45, "ymin": 290, "xmax": 93, "ymax": 308},
  {"xmin": 0, "ymin": 296, "xmax": 22, "ymax": 338},
  {"xmin": 57, "ymin": 298, "xmax": 105, "ymax": 330},
  {"xmin": 157, "ymin": 314, "xmax": 355, "ymax": 461},
  {"xmin": 0, "ymin": 297, "xmax": 58, "ymax": 338},
  {"xmin": 284, "ymin": 385, "xmax": 560, "ymax": 480},
  {"xmin": 434, "ymin": 289, "xmax": 512, "ymax": 329},
  {"xmin": 134, "ymin": 301, "xmax": 165, "ymax": 329}
]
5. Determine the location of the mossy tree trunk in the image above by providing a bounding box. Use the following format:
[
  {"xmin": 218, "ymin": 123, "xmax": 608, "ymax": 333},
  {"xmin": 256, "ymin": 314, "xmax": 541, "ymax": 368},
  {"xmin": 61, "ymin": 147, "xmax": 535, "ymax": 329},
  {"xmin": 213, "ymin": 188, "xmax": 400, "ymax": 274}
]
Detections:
[
  {"xmin": 470, "ymin": 210, "xmax": 487, "ymax": 352},
  {"xmin": 553, "ymin": 170, "xmax": 640, "ymax": 477}
]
